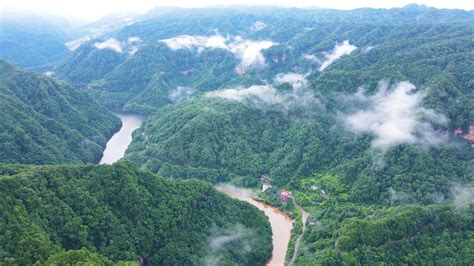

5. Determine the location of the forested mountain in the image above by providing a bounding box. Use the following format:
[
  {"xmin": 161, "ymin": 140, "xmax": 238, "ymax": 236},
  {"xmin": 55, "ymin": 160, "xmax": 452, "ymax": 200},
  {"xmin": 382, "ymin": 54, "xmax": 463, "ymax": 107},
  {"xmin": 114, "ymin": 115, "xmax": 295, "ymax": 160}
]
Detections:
[
  {"xmin": 0, "ymin": 60, "xmax": 121, "ymax": 164},
  {"xmin": 51, "ymin": 5, "xmax": 472, "ymax": 265},
  {"xmin": 55, "ymin": 5, "xmax": 474, "ymax": 120},
  {"xmin": 0, "ymin": 12, "xmax": 72, "ymax": 69},
  {"xmin": 1, "ymin": 4, "xmax": 473, "ymax": 265},
  {"xmin": 0, "ymin": 162, "xmax": 272, "ymax": 265},
  {"xmin": 298, "ymin": 203, "xmax": 473, "ymax": 264}
]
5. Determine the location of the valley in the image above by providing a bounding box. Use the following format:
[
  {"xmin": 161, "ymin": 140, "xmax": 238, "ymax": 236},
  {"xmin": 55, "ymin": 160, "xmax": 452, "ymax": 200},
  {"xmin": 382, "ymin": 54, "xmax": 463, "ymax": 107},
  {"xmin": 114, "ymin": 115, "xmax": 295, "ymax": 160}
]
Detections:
[
  {"xmin": 101, "ymin": 111, "xmax": 295, "ymax": 266},
  {"xmin": 0, "ymin": 3, "xmax": 473, "ymax": 265}
]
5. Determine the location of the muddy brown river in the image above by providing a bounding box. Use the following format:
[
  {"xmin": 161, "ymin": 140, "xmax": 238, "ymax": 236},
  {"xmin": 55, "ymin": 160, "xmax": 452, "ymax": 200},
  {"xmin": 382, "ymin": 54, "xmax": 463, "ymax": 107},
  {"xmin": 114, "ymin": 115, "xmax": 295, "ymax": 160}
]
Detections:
[{"xmin": 216, "ymin": 185, "xmax": 294, "ymax": 266}]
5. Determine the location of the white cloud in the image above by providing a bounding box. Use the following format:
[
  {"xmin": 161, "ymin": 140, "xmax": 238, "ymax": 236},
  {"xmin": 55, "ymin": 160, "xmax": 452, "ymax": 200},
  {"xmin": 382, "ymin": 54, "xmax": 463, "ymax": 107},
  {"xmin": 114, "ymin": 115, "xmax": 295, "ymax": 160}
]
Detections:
[
  {"xmin": 94, "ymin": 38, "xmax": 123, "ymax": 53},
  {"xmin": 228, "ymin": 37, "xmax": 275, "ymax": 69},
  {"xmin": 127, "ymin": 36, "xmax": 142, "ymax": 43},
  {"xmin": 389, "ymin": 188, "xmax": 417, "ymax": 205},
  {"xmin": 319, "ymin": 40, "xmax": 357, "ymax": 71},
  {"xmin": 251, "ymin": 21, "xmax": 267, "ymax": 31},
  {"xmin": 274, "ymin": 72, "xmax": 309, "ymax": 91},
  {"xmin": 160, "ymin": 35, "xmax": 275, "ymax": 69},
  {"xmin": 302, "ymin": 53, "xmax": 321, "ymax": 63},
  {"xmin": 364, "ymin": 45, "xmax": 374, "ymax": 52},
  {"xmin": 160, "ymin": 35, "xmax": 227, "ymax": 51},
  {"xmin": 126, "ymin": 37, "xmax": 142, "ymax": 55},
  {"xmin": 205, "ymin": 72, "xmax": 317, "ymax": 112},
  {"xmin": 169, "ymin": 86, "xmax": 196, "ymax": 103},
  {"xmin": 203, "ymin": 224, "xmax": 253, "ymax": 266},
  {"xmin": 451, "ymin": 184, "xmax": 474, "ymax": 209},
  {"xmin": 128, "ymin": 46, "xmax": 139, "ymax": 55},
  {"xmin": 343, "ymin": 81, "xmax": 447, "ymax": 151},
  {"xmin": 94, "ymin": 37, "xmax": 142, "ymax": 55},
  {"xmin": 206, "ymin": 84, "xmax": 279, "ymax": 102}
]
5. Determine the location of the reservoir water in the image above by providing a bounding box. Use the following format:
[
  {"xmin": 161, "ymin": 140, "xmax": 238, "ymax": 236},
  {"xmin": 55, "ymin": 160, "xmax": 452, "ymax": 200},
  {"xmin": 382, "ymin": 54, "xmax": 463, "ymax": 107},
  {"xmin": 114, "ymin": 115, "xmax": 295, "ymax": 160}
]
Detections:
[{"xmin": 99, "ymin": 112, "xmax": 144, "ymax": 164}]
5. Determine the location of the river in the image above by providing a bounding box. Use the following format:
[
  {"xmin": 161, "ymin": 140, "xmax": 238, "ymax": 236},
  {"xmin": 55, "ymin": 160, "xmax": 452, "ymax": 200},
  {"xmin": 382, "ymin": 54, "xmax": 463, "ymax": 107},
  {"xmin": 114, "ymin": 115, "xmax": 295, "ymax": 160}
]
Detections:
[
  {"xmin": 100, "ymin": 113, "xmax": 294, "ymax": 266},
  {"xmin": 99, "ymin": 112, "xmax": 144, "ymax": 164},
  {"xmin": 216, "ymin": 184, "xmax": 294, "ymax": 266}
]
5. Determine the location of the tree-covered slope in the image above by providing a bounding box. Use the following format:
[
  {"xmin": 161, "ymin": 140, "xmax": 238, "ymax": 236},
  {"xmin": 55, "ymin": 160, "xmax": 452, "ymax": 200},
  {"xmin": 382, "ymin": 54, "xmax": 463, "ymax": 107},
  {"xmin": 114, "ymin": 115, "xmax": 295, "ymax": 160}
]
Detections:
[
  {"xmin": 54, "ymin": 5, "xmax": 474, "ymax": 118},
  {"xmin": 0, "ymin": 13, "xmax": 70, "ymax": 69},
  {"xmin": 0, "ymin": 162, "xmax": 272, "ymax": 265},
  {"xmin": 124, "ymin": 94, "xmax": 473, "ymax": 265},
  {"xmin": 124, "ymin": 99, "xmax": 367, "ymax": 185},
  {"xmin": 49, "ymin": 5, "xmax": 474, "ymax": 265},
  {"xmin": 0, "ymin": 60, "xmax": 121, "ymax": 164},
  {"xmin": 296, "ymin": 203, "xmax": 473, "ymax": 265}
]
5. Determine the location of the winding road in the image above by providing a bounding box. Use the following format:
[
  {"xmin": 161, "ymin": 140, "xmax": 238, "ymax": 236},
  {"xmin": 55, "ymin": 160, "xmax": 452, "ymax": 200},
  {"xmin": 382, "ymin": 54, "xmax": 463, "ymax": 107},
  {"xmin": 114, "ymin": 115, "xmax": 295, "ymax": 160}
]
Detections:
[{"xmin": 289, "ymin": 205, "xmax": 310, "ymax": 266}]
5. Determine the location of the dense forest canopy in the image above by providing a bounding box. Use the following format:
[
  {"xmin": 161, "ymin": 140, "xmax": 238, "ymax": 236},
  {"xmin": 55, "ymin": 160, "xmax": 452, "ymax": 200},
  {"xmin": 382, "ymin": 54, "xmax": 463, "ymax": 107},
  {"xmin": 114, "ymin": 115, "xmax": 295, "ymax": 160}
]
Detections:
[
  {"xmin": 0, "ymin": 4, "xmax": 473, "ymax": 265},
  {"xmin": 0, "ymin": 60, "xmax": 121, "ymax": 164},
  {"xmin": 58, "ymin": 5, "xmax": 471, "ymax": 264},
  {"xmin": 55, "ymin": 5, "xmax": 473, "ymax": 127},
  {"xmin": 0, "ymin": 162, "xmax": 272, "ymax": 265}
]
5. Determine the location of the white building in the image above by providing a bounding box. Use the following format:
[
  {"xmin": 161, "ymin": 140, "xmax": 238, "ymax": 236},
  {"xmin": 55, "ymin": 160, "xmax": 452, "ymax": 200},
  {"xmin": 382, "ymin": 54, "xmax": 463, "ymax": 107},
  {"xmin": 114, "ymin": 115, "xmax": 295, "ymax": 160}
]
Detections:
[{"xmin": 262, "ymin": 183, "xmax": 273, "ymax": 192}]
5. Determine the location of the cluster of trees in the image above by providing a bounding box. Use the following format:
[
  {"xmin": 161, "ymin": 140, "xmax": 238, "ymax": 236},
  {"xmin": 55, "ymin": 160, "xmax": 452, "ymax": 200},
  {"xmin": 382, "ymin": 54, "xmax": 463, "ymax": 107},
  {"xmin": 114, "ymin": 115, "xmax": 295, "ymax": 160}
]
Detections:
[
  {"xmin": 0, "ymin": 60, "xmax": 121, "ymax": 164},
  {"xmin": 0, "ymin": 162, "xmax": 272, "ymax": 265},
  {"xmin": 295, "ymin": 203, "xmax": 473, "ymax": 265}
]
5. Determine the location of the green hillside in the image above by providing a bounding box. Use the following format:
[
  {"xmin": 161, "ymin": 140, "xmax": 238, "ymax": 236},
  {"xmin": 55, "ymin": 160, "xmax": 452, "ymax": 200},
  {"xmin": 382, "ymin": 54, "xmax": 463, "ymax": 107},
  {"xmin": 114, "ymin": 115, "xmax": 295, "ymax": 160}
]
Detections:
[
  {"xmin": 0, "ymin": 60, "xmax": 121, "ymax": 164},
  {"xmin": 0, "ymin": 162, "xmax": 272, "ymax": 265}
]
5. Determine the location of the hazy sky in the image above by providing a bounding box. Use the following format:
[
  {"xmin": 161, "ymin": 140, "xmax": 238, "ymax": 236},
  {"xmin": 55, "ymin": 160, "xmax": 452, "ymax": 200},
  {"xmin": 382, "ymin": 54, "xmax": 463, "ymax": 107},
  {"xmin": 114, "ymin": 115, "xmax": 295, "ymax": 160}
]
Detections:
[{"xmin": 1, "ymin": 0, "xmax": 473, "ymax": 22}]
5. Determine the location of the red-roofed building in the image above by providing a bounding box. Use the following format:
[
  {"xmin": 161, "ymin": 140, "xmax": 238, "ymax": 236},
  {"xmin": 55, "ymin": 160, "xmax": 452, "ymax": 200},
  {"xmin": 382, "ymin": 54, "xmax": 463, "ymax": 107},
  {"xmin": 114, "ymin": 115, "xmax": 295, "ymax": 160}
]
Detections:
[
  {"xmin": 462, "ymin": 124, "xmax": 474, "ymax": 147},
  {"xmin": 454, "ymin": 128, "xmax": 463, "ymax": 136},
  {"xmin": 279, "ymin": 190, "xmax": 292, "ymax": 202}
]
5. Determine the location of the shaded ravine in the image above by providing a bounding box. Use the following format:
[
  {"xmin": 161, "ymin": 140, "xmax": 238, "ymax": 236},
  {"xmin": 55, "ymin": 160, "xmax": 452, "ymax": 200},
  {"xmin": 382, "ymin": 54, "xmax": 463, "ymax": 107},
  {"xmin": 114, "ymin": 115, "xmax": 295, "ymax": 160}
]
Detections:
[
  {"xmin": 99, "ymin": 112, "xmax": 144, "ymax": 164},
  {"xmin": 216, "ymin": 184, "xmax": 294, "ymax": 266}
]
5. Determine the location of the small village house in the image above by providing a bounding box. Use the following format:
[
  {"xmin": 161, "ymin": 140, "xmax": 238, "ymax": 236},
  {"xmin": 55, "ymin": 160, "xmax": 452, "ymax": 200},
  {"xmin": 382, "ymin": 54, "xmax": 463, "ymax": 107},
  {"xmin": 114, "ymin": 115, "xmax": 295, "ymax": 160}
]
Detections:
[{"xmin": 279, "ymin": 190, "xmax": 292, "ymax": 202}]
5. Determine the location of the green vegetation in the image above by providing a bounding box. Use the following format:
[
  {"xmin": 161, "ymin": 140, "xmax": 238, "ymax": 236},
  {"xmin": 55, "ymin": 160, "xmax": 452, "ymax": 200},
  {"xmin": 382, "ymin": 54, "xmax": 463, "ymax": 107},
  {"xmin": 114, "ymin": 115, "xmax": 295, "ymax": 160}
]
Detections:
[
  {"xmin": 124, "ymin": 99, "xmax": 364, "ymax": 186},
  {"xmin": 0, "ymin": 17, "xmax": 69, "ymax": 68},
  {"xmin": 0, "ymin": 162, "xmax": 272, "ymax": 265},
  {"xmin": 0, "ymin": 60, "xmax": 121, "ymax": 164},
  {"xmin": 44, "ymin": 248, "xmax": 114, "ymax": 265},
  {"xmin": 55, "ymin": 6, "xmax": 473, "ymax": 126},
  {"xmin": 295, "ymin": 203, "xmax": 473, "ymax": 265},
  {"xmin": 2, "ymin": 5, "xmax": 473, "ymax": 265},
  {"xmin": 102, "ymin": 6, "xmax": 472, "ymax": 265}
]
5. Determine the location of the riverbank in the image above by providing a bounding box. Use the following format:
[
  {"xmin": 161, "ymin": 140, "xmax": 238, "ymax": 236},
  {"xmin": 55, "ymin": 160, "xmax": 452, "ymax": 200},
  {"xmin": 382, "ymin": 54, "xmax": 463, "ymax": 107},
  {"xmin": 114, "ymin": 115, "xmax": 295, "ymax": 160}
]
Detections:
[
  {"xmin": 215, "ymin": 184, "xmax": 294, "ymax": 266},
  {"xmin": 289, "ymin": 205, "xmax": 310, "ymax": 266}
]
